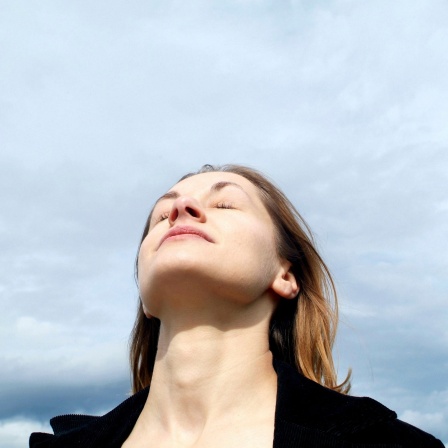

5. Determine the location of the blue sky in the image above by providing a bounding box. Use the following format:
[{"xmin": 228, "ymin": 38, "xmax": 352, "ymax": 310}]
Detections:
[{"xmin": 1, "ymin": 0, "xmax": 447, "ymax": 446}]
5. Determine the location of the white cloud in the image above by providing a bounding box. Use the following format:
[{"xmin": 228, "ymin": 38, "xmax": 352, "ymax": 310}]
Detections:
[
  {"xmin": 0, "ymin": 418, "xmax": 52, "ymax": 448},
  {"xmin": 16, "ymin": 316, "xmax": 61, "ymax": 338},
  {"xmin": 0, "ymin": 0, "xmax": 447, "ymax": 443},
  {"xmin": 401, "ymin": 410, "xmax": 444, "ymax": 434},
  {"xmin": 399, "ymin": 389, "xmax": 448, "ymax": 444}
]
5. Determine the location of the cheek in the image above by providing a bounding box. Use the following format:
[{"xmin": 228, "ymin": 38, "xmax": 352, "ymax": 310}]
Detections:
[
  {"xmin": 136, "ymin": 238, "xmax": 157, "ymax": 297},
  {"xmin": 137, "ymin": 254, "xmax": 161, "ymax": 317},
  {"xmin": 249, "ymin": 219, "xmax": 278, "ymax": 253},
  {"xmin": 232, "ymin": 221, "xmax": 280, "ymax": 278},
  {"xmin": 137, "ymin": 254, "xmax": 146, "ymax": 289}
]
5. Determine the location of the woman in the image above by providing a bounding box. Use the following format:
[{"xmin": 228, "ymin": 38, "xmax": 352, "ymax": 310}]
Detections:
[{"xmin": 30, "ymin": 164, "xmax": 443, "ymax": 447}]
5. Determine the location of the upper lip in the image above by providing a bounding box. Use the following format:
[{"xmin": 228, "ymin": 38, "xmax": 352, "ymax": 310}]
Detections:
[{"xmin": 158, "ymin": 225, "xmax": 214, "ymax": 248}]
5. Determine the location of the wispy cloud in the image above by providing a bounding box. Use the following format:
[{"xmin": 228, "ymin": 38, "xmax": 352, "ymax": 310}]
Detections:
[{"xmin": 1, "ymin": 0, "xmax": 447, "ymax": 445}]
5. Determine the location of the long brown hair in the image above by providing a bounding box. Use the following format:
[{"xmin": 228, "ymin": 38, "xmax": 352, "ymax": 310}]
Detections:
[{"xmin": 130, "ymin": 164, "xmax": 351, "ymax": 394}]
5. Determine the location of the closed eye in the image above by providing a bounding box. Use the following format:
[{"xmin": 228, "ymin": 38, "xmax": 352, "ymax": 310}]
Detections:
[
  {"xmin": 215, "ymin": 202, "xmax": 235, "ymax": 209},
  {"xmin": 155, "ymin": 212, "xmax": 170, "ymax": 223}
]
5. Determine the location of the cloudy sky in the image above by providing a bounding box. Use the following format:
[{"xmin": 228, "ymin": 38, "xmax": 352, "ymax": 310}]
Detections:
[{"xmin": 1, "ymin": 0, "xmax": 447, "ymax": 446}]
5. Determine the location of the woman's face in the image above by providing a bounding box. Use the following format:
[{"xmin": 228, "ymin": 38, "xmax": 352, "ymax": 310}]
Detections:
[{"xmin": 138, "ymin": 172, "xmax": 289, "ymax": 319}]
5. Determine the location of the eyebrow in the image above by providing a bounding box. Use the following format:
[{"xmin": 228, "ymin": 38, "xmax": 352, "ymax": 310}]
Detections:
[
  {"xmin": 154, "ymin": 190, "xmax": 179, "ymax": 205},
  {"xmin": 210, "ymin": 181, "xmax": 248, "ymax": 195},
  {"xmin": 154, "ymin": 181, "xmax": 249, "ymax": 206}
]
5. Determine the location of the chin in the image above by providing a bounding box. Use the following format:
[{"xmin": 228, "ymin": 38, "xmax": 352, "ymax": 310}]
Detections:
[
  {"xmin": 140, "ymin": 257, "xmax": 216, "ymax": 304},
  {"xmin": 160, "ymin": 248, "xmax": 212, "ymax": 272}
]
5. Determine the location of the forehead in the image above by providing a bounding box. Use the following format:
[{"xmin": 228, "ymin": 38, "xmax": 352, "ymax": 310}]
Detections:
[{"xmin": 169, "ymin": 171, "xmax": 261, "ymax": 199}]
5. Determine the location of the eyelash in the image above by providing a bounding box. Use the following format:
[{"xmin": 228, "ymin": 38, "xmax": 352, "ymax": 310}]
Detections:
[
  {"xmin": 155, "ymin": 212, "xmax": 170, "ymax": 223},
  {"xmin": 153, "ymin": 202, "xmax": 235, "ymax": 225},
  {"xmin": 215, "ymin": 202, "xmax": 235, "ymax": 209}
]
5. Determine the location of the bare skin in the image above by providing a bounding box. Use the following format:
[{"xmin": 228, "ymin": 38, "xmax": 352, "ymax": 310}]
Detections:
[
  {"xmin": 123, "ymin": 173, "xmax": 298, "ymax": 448},
  {"xmin": 123, "ymin": 322, "xmax": 278, "ymax": 448}
]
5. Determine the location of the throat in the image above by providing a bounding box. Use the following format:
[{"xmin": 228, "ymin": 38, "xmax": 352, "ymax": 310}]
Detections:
[{"xmin": 139, "ymin": 336, "xmax": 278, "ymax": 442}]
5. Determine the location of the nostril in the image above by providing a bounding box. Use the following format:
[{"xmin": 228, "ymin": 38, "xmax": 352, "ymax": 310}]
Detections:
[{"xmin": 186, "ymin": 207, "xmax": 199, "ymax": 218}]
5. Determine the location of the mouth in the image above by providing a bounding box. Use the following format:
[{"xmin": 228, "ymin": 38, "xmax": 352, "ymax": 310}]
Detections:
[{"xmin": 158, "ymin": 226, "xmax": 214, "ymax": 248}]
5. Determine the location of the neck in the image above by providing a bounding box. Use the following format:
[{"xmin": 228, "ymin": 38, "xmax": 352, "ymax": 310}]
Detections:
[{"xmin": 139, "ymin": 317, "xmax": 278, "ymax": 443}]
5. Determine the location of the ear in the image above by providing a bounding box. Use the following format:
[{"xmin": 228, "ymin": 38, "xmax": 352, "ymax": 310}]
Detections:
[{"xmin": 271, "ymin": 260, "xmax": 299, "ymax": 299}]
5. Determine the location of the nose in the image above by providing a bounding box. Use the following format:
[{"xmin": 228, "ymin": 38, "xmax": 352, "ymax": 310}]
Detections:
[{"xmin": 168, "ymin": 196, "xmax": 206, "ymax": 225}]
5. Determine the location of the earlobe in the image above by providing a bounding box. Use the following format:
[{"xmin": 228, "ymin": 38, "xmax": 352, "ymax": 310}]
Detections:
[{"xmin": 271, "ymin": 263, "xmax": 299, "ymax": 300}]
